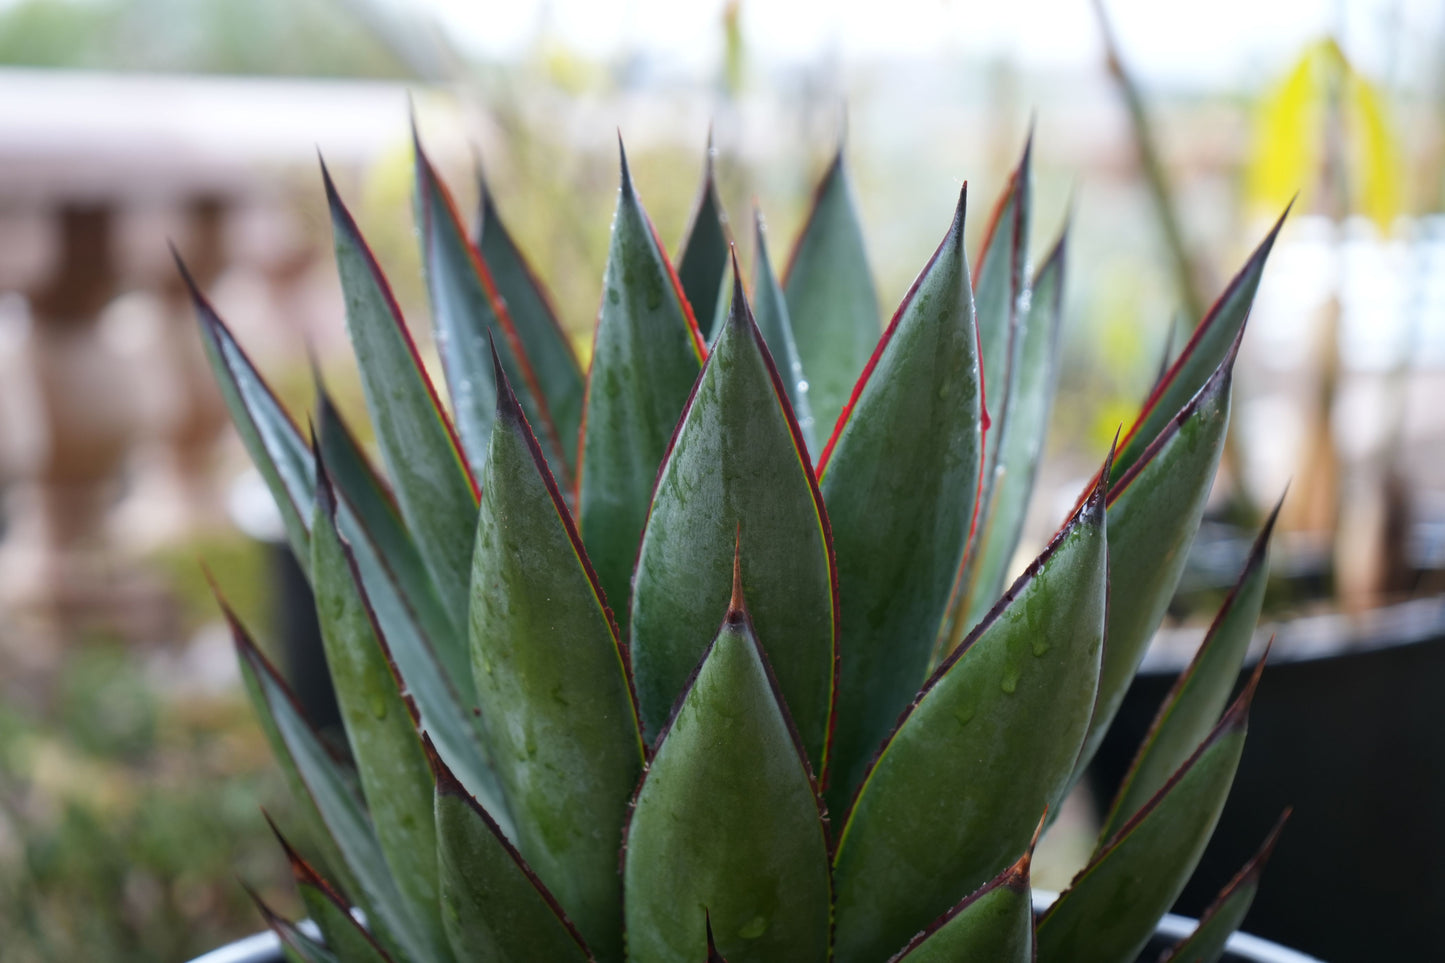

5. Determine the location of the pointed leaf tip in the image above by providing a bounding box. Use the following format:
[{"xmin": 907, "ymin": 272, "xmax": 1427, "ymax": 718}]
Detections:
[
  {"xmin": 949, "ymin": 181, "xmax": 968, "ymax": 243},
  {"xmin": 264, "ymin": 812, "xmax": 334, "ymax": 892},
  {"xmin": 312, "ymin": 442, "xmax": 337, "ymax": 523},
  {"xmin": 421, "ymin": 731, "xmax": 467, "ymax": 798},
  {"xmin": 617, "ymin": 132, "xmax": 633, "ymax": 194},
  {"xmin": 1089, "ymin": 428, "xmax": 1121, "ymax": 515},
  {"xmin": 1250, "ymin": 488, "xmax": 1286, "ymax": 561},
  {"xmin": 319, "ymin": 153, "xmax": 344, "ymax": 212},
  {"xmin": 1252, "ymin": 807, "xmax": 1291, "ymax": 869},
  {"xmin": 171, "ymin": 245, "xmax": 203, "ymax": 299},
  {"xmin": 485, "ymin": 329, "xmax": 526, "ymax": 425},
  {"xmin": 727, "ymin": 527, "xmax": 746, "ymax": 623},
  {"xmin": 729, "ymin": 244, "xmax": 745, "ymax": 300},
  {"xmin": 1111, "ymin": 324, "xmax": 1237, "ymax": 502},
  {"xmin": 1002, "ymin": 808, "xmax": 1047, "ymax": 890}
]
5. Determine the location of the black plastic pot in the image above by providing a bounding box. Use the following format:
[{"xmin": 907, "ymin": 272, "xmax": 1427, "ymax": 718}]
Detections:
[
  {"xmin": 1088, "ymin": 595, "xmax": 1445, "ymax": 962},
  {"xmin": 190, "ymin": 898, "xmax": 1322, "ymax": 963}
]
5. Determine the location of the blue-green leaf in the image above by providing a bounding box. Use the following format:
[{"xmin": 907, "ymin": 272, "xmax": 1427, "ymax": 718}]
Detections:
[
  {"xmin": 578, "ymin": 141, "xmax": 706, "ymax": 616},
  {"xmin": 324, "ymin": 161, "xmax": 479, "ymax": 631},
  {"xmin": 832, "ymin": 465, "xmax": 1106, "ymax": 963},
  {"xmin": 971, "ymin": 133, "xmax": 1033, "ymax": 506},
  {"xmin": 1097, "ymin": 498, "xmax": 1279, "ymax": 844},
  {"xmin": 1113, "ymin": 206, "xmax": 1288, "ymax": 479},
  {"xmin": 1073, "ymin": 340, "xmax": 1239, "ymax": 782},
  {"xmin": 271, "ymin": 819, "xmax": 395, "ymax": 963},
  {"xmin": 885, "ymin": 848, "xmax": 1034, "ymax": 963},
  {"xmin": 315, "ymin": 385, "xmax": 462, "ymax": 678},
  {"xmin": 470, "ymin": 345, "xmax": 645, "ymax": 960},
  {"xmin": 623, "ymin": 576, "xmax": 831, "ymax": 963},
  {"xmin": 227, "ymin": 607, "xmax": 420, "ymax": 963},
  {"xmin": 951, "ymin": 222, "xmax": 1067, "ymax": 638},
  {"xmin": 752, "ymin": 208, "xmax": 816, "ymax": 456},
  {"xmin": 311, "ymin": 467, "xmax": 451, "ymax": 962},
  {"xmin": 631, "ymin": 267, "xmax": 836, "ymax": 774},
  {"xmin": 1036, "ymin": 661, "xmax": 1263, "ymax": 963},
  {"xmin": 783, "ymin": 147, "xmax": 881, "ymax": 436},
  {"xmin": 474, "ymin": 166, "xmax": 586, "ymax": 479},
  {"xmin": 675, "ymin": 132, "xmax": 732, "ymax": 334},
  {"xmin": 817, "ymin": 185, "xmax": 982, "ymax": 815},
  {"xmin": 180, "ymin": 253, "xmax": 312, "ymax": 566},
  {"xmin": 248, "ymin": 891, "xmax": 336, "ymax": 963},
  {"xmin": 414, "ymin": 129, "xmax": 571, "ymax": 486},
  {"xmin": 1158, "ymin": 810, "xmax": 1289, "ymax": 963},
  {"xmin": 429, "ymin": 739, "xmax": 596, "ymax": 963}
]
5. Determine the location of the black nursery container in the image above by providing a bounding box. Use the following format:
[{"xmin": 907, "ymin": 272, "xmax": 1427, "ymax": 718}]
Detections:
[{"xmin": 1088, "ymin": 595, "xmax": 1445, "ymax": 962}]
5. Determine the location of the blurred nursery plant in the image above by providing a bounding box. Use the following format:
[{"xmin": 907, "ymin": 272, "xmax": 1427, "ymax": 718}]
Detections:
[{"xmin": 182, "ymin": 116, "xmax": 1292, "ymax": 961}]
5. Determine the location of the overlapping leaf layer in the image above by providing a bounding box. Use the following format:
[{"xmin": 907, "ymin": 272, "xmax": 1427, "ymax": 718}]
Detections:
[{"xmin": 192, "ymin": 122, "xmax": 1291, "ymax": 962}]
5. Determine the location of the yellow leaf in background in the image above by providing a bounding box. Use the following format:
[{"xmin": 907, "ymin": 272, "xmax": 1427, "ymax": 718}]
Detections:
[
  {"xmin": 1245, "ymin": 38, "xmax": 1403, "ymax": 232},
  {"xmin": 1347, "ymin": 68, "xmax": 1403, "ymax": 230},
  {"xmin": 1245, "ymin": 43, "xmax": 1321, "ymax": 220}
]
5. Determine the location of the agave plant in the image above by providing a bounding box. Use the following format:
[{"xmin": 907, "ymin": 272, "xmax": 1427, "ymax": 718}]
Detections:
[{"xmin": 186, "ymin": 119, "xmax": 1294, "ymax": 963}]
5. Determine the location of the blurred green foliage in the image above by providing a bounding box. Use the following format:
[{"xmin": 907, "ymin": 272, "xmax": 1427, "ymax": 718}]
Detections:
[
  {"xmin": 0, "ymin": 0, "xmax": 410, "ymax": 78},
  {"xmin": 154, "ymin": 532, "xmax": 271, "ymax": 645},
  {"xmin": 0, "ymin": 639, "xmax": 302, "ymax": 962}
]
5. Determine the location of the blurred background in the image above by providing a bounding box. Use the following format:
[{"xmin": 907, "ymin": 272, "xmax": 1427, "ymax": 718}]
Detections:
[{"xmin": 1, "ymin": 0, "xmax": 1443, "ymax": 959}]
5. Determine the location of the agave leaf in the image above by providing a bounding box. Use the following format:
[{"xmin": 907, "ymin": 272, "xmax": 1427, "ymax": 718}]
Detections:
[
  {"xmin": 1073, "ymin": 339, "xmax": 1238, "ymax": 783},
  {"xmin": 319, "ymin": 429, "xmax": 511, "ymax": 840},
  {"xmin": 623, "ymin": 568, "xmax": 831, "ymax": 963},
  {"xmin": 817, "ymin": 185, "xmax": 982, "ymax": 815},
  {"xmin": 832, "ymin": 462, "xmax": 1107, "ymax": 963},
  {"xmin": 324, "ymin": 162, "xmax": 479, "ymax": 631},
  {"xmin": 578, "ymin": 141, "xmax": 707, "ymax": 616},
  {"xmin": 1035, "ymin": 661, "xmax": 1264, "ymax": 963},
  {"xmin": 752, "ymin": 209, "xmax": 817, "ymax": 456},
  {"xmin": 706, "ymin": 266, "xmax": 732, "ymax": 346},
  {"xmin": 228, "ymin": 611, "xmax": 423, "ymax": 963},
  {"xmin": 429, "ymin": 738, "xmax": 596, "ymax": 963},
  {"xmin": 675, "ymin": 131, "xmax": 732, "ymax": 334},
  {"xmin": 783, "ymin": 147, "xmax": 881, "ymax": 435},
  {"xmin": 310, "ymin": 470, "xmax": 451, "ymax": 962},
  {"xmin": 1157, "ymin": 810, "xmax": 1290, "ymax": 963},
  {"xmin": 227, "ymin": 608, "xmax": 360, "ymax": 898},
  {"xmin": 631, "ymin": 266, "xmax": 836, "ymax": 773},
  {"xmin": 249, "ymin": 890, "xmax": 337, "ymax": 963},
  {"xmin": 413, "ymin": 130, "xmax": 571, "ymax": 487},
  {"xmin": 474, "ymin": 167, "xmax": 586, "ymax": 476},
  {"xmin": 884, "ymin": 846, "xmax": 1035, "ymax": 963},
  {"xmin": 186, "ymin": 281, "xmax": 468, "ymax": 707},
  {"xmin": 180, "ymin": 253, "xmax": 312, "ymax": 565},
  {"xmin": 972, "ymin": 133, "xmax": 1033, "ymax": 508},
  {"xmin": 705, "ymin": 916, "xmax": 730, "ymax": 962},
  {"xmin": 271, "ymin": 819, "xmax": 395, "ymax": 963},
  {"xmin": 470, "ymin": 345, "xmax": 645, "ymax": 960},
  {"xmin": 1097, "ymin": 499, "xmax": 1280, "ymax": 843},
  {"xmin": 315, "ymin": 387, "xmax": 464, "ymax": 686},
  {"xmin": 311, "ymin": 388, "xmax": 513, "ymax": 833},
  {"xmin": 953, "ymin": 224, "xmax": 1067, "ymax": 637},
  {"xmin": 1113, "ymin": 206, "xmax": 1288, "ymax": 479}
]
